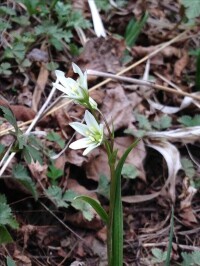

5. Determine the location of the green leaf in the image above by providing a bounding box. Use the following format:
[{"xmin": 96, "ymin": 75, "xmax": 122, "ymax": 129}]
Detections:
[
  {"xmin": 122, "ymin": 163, "xmax": 138, "ymax": 179},
  {"xmin": 151, "ymin": 115, "xmax": 172, "ymax": 130},
  {"xmin": 46, "ymin": 62, "xmax": 59, "ymax": 72},
  {"xmin": 0, "ymin": 194, "xmax": 18, "ymax": 229},
  {"xmin": 165, "ymin": 206, "xmax": 174, "ymax": 266},
  {"xmin": 178, "ymin": 115, "xmax": 200, "ymax": 127},
  {"xmin": 125, "ymin": 12, "xmax": 148, "ymax": 47},
  {"xmin": 181, "ymin": 252, "xmax": 194, "ymax": 266},
  {"xmin": 6, "ymin": 256, "xmax": 16, "ymax": 266},
  {"xmin": 112, "ymin": 139, "xmax": 140, "ymax": 266},
  {"xmin": 0, "ymin": 225, "xmax": 13, "ymax": 244},
  {"xmin": 46, "ymin": 131, "xmax": 65, "ymax": 149},
  {"xmin": 181, "ymin": 158, "xmax": 195, "ymax": 178},
  {"xmin": 97, "ymin": 174, "xmax": 109, "ymax": 198},
  {"xmin": 135, "ymin": 113, "xmax": 152, "ymax": 130},
  {"xmin": 71, "ymin": 198, "xmax": 94, "ymax": 221},
  {"xmin": 181, "ymin": 0, "xmax": 200, "ymax": 19},
  {"xmin": 0, "ymin": 63, "xmax": 12, "ymax": 76},
  {"xmin": 23, "ymin": 144, "xmax": 43, "ymax": 164},
  {"xmin": 11, "ymin": 15, "xmax": 30, "ymax": 26},
  {"xmin": 124, "ymin": 128, "xmax": 146, "ymax": 138},
  {"xmin": 192, "ymin": 251, "xmax": 200, "ymax": 265},
  {"xmin": 12, "ymin": 164, "xmax": 38, "ymax": 200},
  {"xmin": 45, "ymin": 186, "xmax": 69, "ymax": 208},
  {"xmin": 4, "ymin": 43, "xmax": 26, "ymax": 61},
  {"xmin": 47, "ymin": 164, "xmax": 63, "ymax": 184},
  {"xmin": 0, "ymin": 106, "xmax": 18, "ymax": 132},
  {"xmin": 151, "ymin": 248, "xmax": 167, "ymax": 263},
  {"xmin": 74, "ymin": 196, "xmax": 108, "ymax": 224},
  {"xmin": 0, "ymin": 6, "xmax": 16, "ymax": 16},
  {"xmin": 195, "ymin": 51, "xmax": 200, "ymax": 90}
]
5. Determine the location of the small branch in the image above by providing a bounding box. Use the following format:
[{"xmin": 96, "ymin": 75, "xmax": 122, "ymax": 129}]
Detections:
[
  {"xmin": 0, "ymin": 83, "xmax": 58, "ymax": 177},
  {"xmin": 87, "ymin": 69, "xmax": 200, "ymax": 101}
]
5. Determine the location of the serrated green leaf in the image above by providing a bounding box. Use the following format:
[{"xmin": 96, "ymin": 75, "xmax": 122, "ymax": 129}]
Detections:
[
  {"xmin": 12, "ymin": 164, "xmax": 38, "ymax": 200},
  {"xmin": 74, "ymin": 196, "xmax": 108, "ymax": 224},
  {"xmin": 151, "ymin": 248, "xmax": 167, "ymax": 263},
  {"xmin": 24, "ymin": 144, "xmax": 43, "ymax": 164},
  {"xmin": 122, "ymin": 163, "xmax": 138, "ymax": 179},
  {"xmin": 124, "ymin": 128, "xmax": 146, "ymax": 138},
  {"xmin": 46, "ymin": 62, "xmax": 59, "ymax": 72},
  {"xmin": 45, "ymin": 186, "xmax": 69, "ymax": 208},
  {"xmin": 0, "ymin": 6, "xmax": 16, "ymax": 16},
  {"xmin": 46, "ymin": 131, "xmax": 65, "ymax": 149},
  {"xmin": 152, "ymin": 115, "xmax": 172, "ymax": 130},
  {"xmin": 4, "ymin": 43, "xmax": 26, "ymax": 61},
  {"xmin": 0, "ymin": 106, "xmax": 18, "ymax": 132},
  {"xmin": 6, "ymin": 256, "xmax": 16, "ymax": 266},
  {"xmin": 181, "ymin": 252, "xmax": 193, "ymax": 266},
  {"xmin": 192, "ymin": 251, "xmax": 200, "ymax": 265},
  {"xmin": 47, "ymin": 164, "xmax": 63, "ymax": 184},
  {"xmin": 97, "ymin": 174, "xmax": 109, "ymax": 198},
  {"xmin": 0, "ymin": 62, "xmax": 12, "ymax": 76},
  {"xmin": 178, "ymin": 115, "xmax": 200, "ymax": 127},
  {"xmin": 0, "ymin": 194, "xmax": 18, "ymax": 229},
  {"xmin": 181, "ymin": 158, "xmax": 195, "ymax": 178},
  {"xmin": 135, "ymin": 113, "xmax": 152, "ymax": 130},
  {"xmin": 0, "ymin": 225, "xmax": 13, "ymax": 244},
  {"xmin": 62, "ymin": 189, "xmax": 77, "ymax": 202},
  {"xmin": 182, "ymin": 0, "xmax": 200, "ymax": 19},
  {"xmin": 71, "ymin": 198, "xmax": 94, "ymax": 221}
]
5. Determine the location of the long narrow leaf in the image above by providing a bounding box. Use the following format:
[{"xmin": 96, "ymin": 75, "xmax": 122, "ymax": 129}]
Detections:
[
  {"xmin": 165, "ymin": 206, "xmax": 174, "ymax": 266},
  {"xmin": 74, "ymin": 195, "xmax": 108, "ymax": 224},
  {"xmin": 112, "ymin": 139, "xmax": 140, "ymax": 265},
  {"xmin": 125, "ymin": 12, "xmax": 148, "ymax": 47}
]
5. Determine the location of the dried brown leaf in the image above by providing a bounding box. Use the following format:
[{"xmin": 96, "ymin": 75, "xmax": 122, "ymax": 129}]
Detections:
[{"xmin": 100, "ymin": 85, "xmax": 134, "ymax": 132}]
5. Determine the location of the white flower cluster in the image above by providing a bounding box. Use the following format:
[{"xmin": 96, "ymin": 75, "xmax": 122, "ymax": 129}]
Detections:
[{"xmin": 54, "ymin": 63, "xmax": 104, "ymax": 155}]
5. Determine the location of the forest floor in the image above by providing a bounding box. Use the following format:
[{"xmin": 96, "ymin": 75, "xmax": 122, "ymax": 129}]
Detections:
[{"xmin": 0, "ymin": 0, "xmax": 200, "ymax": 265}]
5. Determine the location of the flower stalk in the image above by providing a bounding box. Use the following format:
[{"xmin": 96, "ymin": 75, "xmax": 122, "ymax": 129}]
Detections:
[{"xmin": 53, "ymin": 63, "xmax": 139, "ymax": 266}]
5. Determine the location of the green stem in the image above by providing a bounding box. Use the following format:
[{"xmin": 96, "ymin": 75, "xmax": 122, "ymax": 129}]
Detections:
[{"xmin": 108, "ymin": 163, "xmax": 116, "ymax": 265}]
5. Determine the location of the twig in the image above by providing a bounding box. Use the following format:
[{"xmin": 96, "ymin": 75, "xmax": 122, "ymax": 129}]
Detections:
[
  {"xmin": 0, "ymin": 84, "xmax": 57, "ymax": 177},
  {"xmin": 0, "ymin": 30, "xmax": 190, "ymax": 137},
  {"xmin": 87, "ymin": 69, "xmax": 200, "ymax": 101},
  {"xmin": 40, "ymin": 202, "xmax": 85, "ymax": 241}
]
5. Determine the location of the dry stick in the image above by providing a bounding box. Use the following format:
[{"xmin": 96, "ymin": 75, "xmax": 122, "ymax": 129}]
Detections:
[
  {"xmin": 86, "ymin": 69, "xmax": 200, "ymax": 101},
  {"xmin": 0, "ymin": 84, "xmax": 58, "ymax": 177},
  {"xmin": 0, "ymin": 30, "xmax": 190, "ymax": 137}
]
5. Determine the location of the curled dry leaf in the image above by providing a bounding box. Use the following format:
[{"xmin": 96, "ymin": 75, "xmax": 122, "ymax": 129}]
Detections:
[
  {"xmin": 148, "ymin": 91, "xmax": 200, "ymax": 114},
  {"xmin": 123, "ymin": 140, "xmax": 182, "ymax": 203},
  {"xmin": 146, "ymin": 126, "xmax": 200, "ymax": 144}
]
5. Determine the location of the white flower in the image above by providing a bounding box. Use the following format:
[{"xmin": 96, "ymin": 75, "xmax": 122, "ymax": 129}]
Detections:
[
  {"xmin": 69, "ymin": 110, "xmax": 104, "ymax": 155},
  {"xmin": 53, "ymin": 63, "xmax": 97, "ymax": 109},
  {"xmin": 88, "ymin": 0, "xmax": 106, "ymax": 38}
]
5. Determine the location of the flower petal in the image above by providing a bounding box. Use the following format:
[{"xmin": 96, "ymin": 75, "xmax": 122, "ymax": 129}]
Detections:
[
  {"xmin": 72, "ymin": 63, "xmax": 84, "ymax": 80},
  {"xmin": 69, "ymin": 138, "xmax": 91, "ymax": 150},
  {"xmin": 53, "ymin": 82, "xmax": 71, "ymax": 95},
  {"xmin": 69, "ymin": 122, "xmax": 89, "ymax": 137},
  {"xmin": 84, "ymin": 110, "xmax": 100, "ymax": 131},
  {"xmin": 83, "ymin": 143, "xmax": 100, "ymax": 155},
  {"xmin": 55, "ymin": 70, "xmax": 69, "ymax": 88},
  {"xmin": 89, "ymin": 97, "xmax": 97, "ymax": 109}
]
